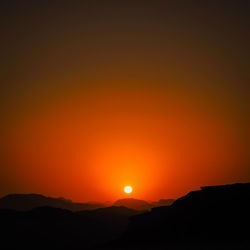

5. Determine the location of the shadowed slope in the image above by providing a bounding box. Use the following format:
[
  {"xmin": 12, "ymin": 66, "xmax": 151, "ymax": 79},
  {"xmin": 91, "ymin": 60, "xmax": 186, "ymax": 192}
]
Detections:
[{"xmin": 118, "ymin": 183, "xmax": 250, "ymax": 248}]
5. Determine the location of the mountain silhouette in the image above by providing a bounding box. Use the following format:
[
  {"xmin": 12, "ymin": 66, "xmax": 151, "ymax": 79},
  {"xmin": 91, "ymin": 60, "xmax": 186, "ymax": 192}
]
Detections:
[
  {"xmin": 150, "ymin": 199, "xmax": 175, "ymax": 207},
  {"xmin": 113, "ymin": 198, "xmax": 151, "ymax": 210},
  {"xmin": 0, "ymin": 193, "xmax": 105, "ymax": 211},
  {"xmin": 113, "ymin": 198, "xmax": 175, "ymax": 210},
  {"xmin": 116, "ymin": 183, "xmax": 250, "ymax": 248},
  {"xmin": 0, "ymin": 205, "xmax": 141, "ymax": 249},
  {"xmin": 1, "ymin": 183, "xmax": 250, "ymax": 249},
  {"xmin": 78, "ymin": 206, "xmax": 141, "ymax": 240},
  {"xmin": 78, "ymin": 206, "xmax": 140, "ymax": 223},
  {"xmin": 0, "ymin": 194, "xmax": 175, "ymax": 213}
]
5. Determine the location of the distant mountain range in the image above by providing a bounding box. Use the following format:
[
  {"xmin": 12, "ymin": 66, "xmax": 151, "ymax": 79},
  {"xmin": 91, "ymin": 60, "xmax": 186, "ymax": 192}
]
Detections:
[
  {"xmin": 0, "ymin": 193, "xmax": 175, "ymax": 211},
  {"xmin": 0, "ymin": 193, "xmax": 105, "ymax": 211},
  {"xmin": 113, "ymin": 198, "xmax": 174, "ymax": 210},
  {"xmin": 113, "ymin": 198, "xmax": 151, "ymax": 210},
  {"xmin": 0, "ymin": 183, "xmax": 249, "ymax": 249},
  {"xmin": 0, "ymin": 205, "xmax": 141, "ymax": 249}
]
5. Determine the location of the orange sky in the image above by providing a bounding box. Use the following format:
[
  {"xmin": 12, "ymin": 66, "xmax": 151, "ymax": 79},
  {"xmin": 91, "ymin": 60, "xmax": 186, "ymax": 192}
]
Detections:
[
  {"xmin": 0, "ymin": 1, "xmax": 249, "ymax": 202},
  {"xmin": 2, "ymin": 83, "xmax": 249, "ymax": 202}
]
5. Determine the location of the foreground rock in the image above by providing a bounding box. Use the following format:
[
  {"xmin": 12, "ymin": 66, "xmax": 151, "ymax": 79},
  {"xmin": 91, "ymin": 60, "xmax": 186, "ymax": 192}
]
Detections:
[{"xmin": 117, "ymin": 183, "xmax": 250, "ymax": 248}]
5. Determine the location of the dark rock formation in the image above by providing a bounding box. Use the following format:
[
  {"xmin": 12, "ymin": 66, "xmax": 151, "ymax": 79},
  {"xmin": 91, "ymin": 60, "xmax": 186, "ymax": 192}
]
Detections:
[{"xmin": 119, "ymin": 183, "xmax": 250, "ymax": 248}]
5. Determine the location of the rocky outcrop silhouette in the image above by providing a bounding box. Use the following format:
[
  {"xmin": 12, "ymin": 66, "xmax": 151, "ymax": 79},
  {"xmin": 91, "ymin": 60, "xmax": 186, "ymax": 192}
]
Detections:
[
  {"xmin": 118, "ymin": 183, "xmax": 250, "ymax": 248},
  {"xmin": 0, "ymin": 193, "xmax": 104, "ymax": 211}
]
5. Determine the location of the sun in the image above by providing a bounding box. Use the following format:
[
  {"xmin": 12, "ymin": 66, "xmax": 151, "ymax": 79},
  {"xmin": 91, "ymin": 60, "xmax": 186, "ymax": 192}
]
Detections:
[{"xmin": 124, "ymin": 186, "xmax": 133, "ymax": 194}]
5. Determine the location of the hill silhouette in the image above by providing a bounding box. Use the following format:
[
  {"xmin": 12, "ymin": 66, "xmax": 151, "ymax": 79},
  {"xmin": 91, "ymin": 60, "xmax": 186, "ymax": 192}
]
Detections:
[
  {"xmin": 0, "ymin": 194, "xmax": 174, "ymax": 212},
  {"xmin": 113, "ymin": 198, "xmax": 175, "ymax": 211},
  {"xmin": 116, "ymin": 183, "xmax": 250, "ymax": 248},
  {"xmin": 78, "ymin": 206, "xmax": 140, "ymax": 223},
  {"xmin": 113, "ymin": 198, "xmax": 151, "ymax": 210},
  {"xmin": 0, "ymin": 205, "xmax": 141, "ymax": 249},
  {"xmin": 0, "ymin": 193, "xmax": 105, "ymax": 211},
  {"xmin": 1, "ymin": 183, "xmax": 250, "ymax": 249},
  {"xmin": 150, "ymin": 198, "xmax": 175, "ymax": 207}
]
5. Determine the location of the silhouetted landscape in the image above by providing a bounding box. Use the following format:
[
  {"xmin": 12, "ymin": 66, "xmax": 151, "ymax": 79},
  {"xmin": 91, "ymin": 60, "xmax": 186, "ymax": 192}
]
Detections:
[
  {"xmin": 0, "ymin": 194, "xmax": 174, "ymax": 211},
  {"xmin": 0, "ymin": 194, "xmax": 105, "ymax": 211},
  {"xmin": 1, "ymin": 183, "xmax": 250, "ymax": 249},
  {"xmin": 1, "ymin": 0, "xmax": 249, "ymax": 249}
]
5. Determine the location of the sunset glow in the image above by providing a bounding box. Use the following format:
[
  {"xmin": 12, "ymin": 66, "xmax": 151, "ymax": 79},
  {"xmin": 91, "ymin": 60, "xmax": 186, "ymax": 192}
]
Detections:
[
  {"xmin": 0, "ymin": 0, "xmax": 249, "ymax": 204},
  {"xmin": 0, "ymin": 1, "xmax": 249, "ymax": 249}
]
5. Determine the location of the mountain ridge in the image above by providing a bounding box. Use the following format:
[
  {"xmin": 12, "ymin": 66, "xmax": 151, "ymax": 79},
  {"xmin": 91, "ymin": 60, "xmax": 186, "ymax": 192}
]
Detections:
[
  {"xmin": 0, "ymin": 193, "xmax": 105, "ymax": 211},
  {"xmin": 117, "ymin": 182, "xmax": 250, "ymax": 248},
  {"xmin": 0, "ymin": 193, "xmax": 175, "ymax": 211}
]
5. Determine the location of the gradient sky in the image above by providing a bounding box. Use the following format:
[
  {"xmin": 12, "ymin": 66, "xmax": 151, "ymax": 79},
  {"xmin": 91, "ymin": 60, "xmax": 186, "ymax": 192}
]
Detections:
[{"xmin": 0, "ymin": 0, "xmax": 249, "ymax": 202}]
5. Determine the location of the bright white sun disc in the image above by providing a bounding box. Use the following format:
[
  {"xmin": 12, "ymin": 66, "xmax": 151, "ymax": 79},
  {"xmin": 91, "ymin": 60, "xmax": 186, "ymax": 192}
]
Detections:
[{"xmin": 124, "ymin": 186, "xmax": 132, "ymax": 194}]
